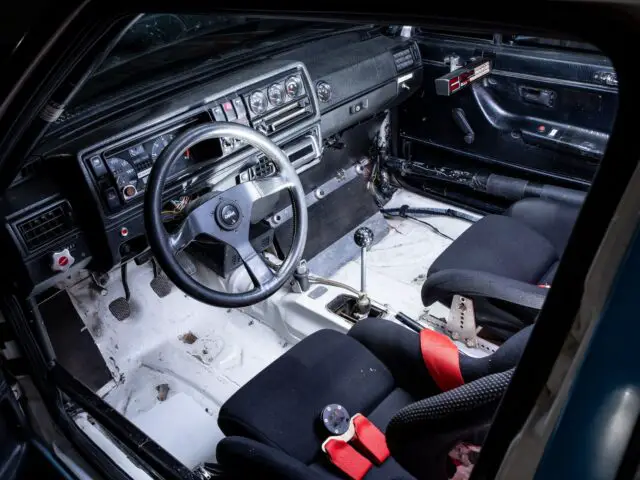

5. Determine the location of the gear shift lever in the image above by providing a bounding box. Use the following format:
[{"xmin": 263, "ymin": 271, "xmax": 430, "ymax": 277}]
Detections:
[{"xmin": 353, "ymin": 227, "xmax": 374, "ymax": 317}]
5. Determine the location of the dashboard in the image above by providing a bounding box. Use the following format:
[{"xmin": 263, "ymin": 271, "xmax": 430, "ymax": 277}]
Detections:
[{"xmin": 2, "ymin": 32, "xmax": 422, "ymax": 294}]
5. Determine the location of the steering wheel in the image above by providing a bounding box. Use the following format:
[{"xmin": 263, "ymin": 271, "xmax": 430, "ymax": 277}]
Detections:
[{"xmin": 144, "ymin": 122, "xmax": 308, "ymax": 308}]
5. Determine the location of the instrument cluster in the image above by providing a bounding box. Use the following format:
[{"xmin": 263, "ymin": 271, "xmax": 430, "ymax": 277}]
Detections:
[
  {"xmin": 103, "ymin": 132, "xmax": 193, "ymax": 202},
  {"xmin": 86, "ymin": 123, "xmax": 204, "ymax": 213}
]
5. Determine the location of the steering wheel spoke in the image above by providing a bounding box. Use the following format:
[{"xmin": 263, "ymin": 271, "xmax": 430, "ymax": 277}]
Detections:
[
  {"xmin": 250, "ymin": 174, "xmax": 293, "ymax": 200},
  {"xmin": 235, "ymin": 241, "xmax": 275, "ymax": 287},
  {"xmin": 168, "ymin": 217, "xmax": 197, "ymax": 253}
]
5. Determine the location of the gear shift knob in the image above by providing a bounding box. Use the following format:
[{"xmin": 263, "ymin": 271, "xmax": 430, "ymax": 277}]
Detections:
[{"xmin": 354, "ymin": 227, "xmax": 374, "ymax": 249}]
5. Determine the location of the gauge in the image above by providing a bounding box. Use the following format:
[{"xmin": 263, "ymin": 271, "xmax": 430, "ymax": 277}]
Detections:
[
  {"xmin": 249, "ymin": 91, "xmax": 267, "ymax": 115},
  {"xmin": 151, "ymin": 134, "xmax": 172, "ymax": 160},
  {"xmin": 268, "ymin": 83, "xmax": 285, "ymax": 106},
  {"xmin": 151, "ymin": 133, "xmax": 190, "ymax": 163},
  {"xmin": 106, "ymin": 157, "xmax": 138, "ymax": 191},
  {"xmin": 316, "ymin": 81, "xmax": 332, "ymax": 103},
  {"xmin": 285, "ymin": 76, "xmax": 302, "ymax": 98}
]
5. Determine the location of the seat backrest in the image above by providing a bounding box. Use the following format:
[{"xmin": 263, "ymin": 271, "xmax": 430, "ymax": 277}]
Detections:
[
  {"xmin": 506, "ymin": 198, "xmax": 580, "ymax": 256},
  {"xmin": 386, "ymin": 369, "xmax": 514, "ymax": 480}
]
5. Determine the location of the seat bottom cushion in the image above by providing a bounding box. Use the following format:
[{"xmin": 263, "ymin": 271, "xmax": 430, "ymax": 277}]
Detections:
[{"xmin": 218, "ymin": 329, "xmax": 396, "ymax": 465}]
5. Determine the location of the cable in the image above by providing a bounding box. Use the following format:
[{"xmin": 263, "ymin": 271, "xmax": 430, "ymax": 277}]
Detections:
[
  {"xmin": 402, "ymin": 213, "xmax": 454, "ymax": 241},
  {"xmin": 380, "ymin": 204, "xmax": 477, "ymax": 223}
]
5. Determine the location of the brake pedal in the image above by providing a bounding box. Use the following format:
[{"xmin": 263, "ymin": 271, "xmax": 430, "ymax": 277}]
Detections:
[
  {"xmin": 109, "ymin": 262, "xmax": 131, "ymax": 321},
  {"xmin": 109, "ymin": 297, "xmax": 131, "ymax": 321}
]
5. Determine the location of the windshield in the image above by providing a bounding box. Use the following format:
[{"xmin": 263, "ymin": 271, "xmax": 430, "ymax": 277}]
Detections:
[{"xmin": 70, "ymin": 14, "xmax": 353, "ymax": 107}]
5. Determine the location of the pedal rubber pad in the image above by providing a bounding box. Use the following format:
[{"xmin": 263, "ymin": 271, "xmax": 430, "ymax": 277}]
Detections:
[
  {"xmin": 109, "ymin": 297, "xmax": 131, "ymax": 321},
  {"xmin": 176, "ymin": 251, "xmax": 197, "ymax": 276},
  {"xmin": 150, "ymin": 275, "xmax": 172, "ymax": 298}
]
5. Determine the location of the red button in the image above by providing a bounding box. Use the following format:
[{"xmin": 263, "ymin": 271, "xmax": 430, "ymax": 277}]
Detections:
[
  {"xmin": 223, "ymin": 102, "xmax": 233, "ymax": 111},
  {"xmin": 58, "ymin": 256, "xmax": 69, "ymax": 266},
  {"xmin": 120, "ymin": 227, "xmax": 129, "ymax": 237},
  {"xmin": 538, "ymin": 125, "xmax": 546, "ymax": 132}
]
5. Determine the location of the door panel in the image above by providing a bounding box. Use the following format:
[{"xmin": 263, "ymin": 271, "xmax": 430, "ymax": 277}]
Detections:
[{"xmin": 397, "ymin": 32, "xmax": 618, "ymax": 210}]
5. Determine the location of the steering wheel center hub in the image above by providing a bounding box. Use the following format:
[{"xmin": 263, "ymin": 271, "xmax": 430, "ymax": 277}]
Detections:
[{"xmin": 215, "ymin": 201, "xmax": 242, "ymax": 230}]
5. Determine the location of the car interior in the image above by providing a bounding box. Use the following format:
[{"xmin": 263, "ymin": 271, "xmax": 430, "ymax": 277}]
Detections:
[{"xmin": 0, "ymin": 13, "xmax": 619, "ymax": 480}]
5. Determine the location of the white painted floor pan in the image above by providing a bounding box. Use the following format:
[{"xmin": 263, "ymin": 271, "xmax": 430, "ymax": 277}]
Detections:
[{"xmin": 66, "ymin": 188, "xmax": 480, "ymax": 468}]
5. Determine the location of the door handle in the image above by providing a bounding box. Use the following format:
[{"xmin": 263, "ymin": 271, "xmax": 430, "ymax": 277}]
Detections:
[{"xmin": 519, "ymin": 86, "xmax": 556, "ymax": 107}]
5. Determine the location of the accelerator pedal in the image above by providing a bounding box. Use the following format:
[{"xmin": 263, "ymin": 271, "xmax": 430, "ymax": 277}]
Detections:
[
  {"xmin": 149, "ymin": 258, "xmax": 172, "ymax": 298},
  {"xmin": 150, "ymin": 275, "xmax": 172, "ymax": 298}
]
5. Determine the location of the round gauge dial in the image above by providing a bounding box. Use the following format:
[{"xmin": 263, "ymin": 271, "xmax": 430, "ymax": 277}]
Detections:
[
  {"xmin": 285, "ymin": 76, "xmax": 302, "ymax": 98},
  {"xmin": 316, "ymin": 81, "xmax": 332, "ymax": 103},
  {"xmin": 151, "ymin": 134, "xmax": 171, "ymax": 160},
  {"xmin": 106, "ymin": 157, "xmax": 138, "ymax": 189},
  {"xmin": 249, "ymin": 91, "xmax": 268, "ymax": 115},
  {"xmin": 151, "ymin": 133, "xmax": 191, "ymax": 164},
  {"xmin": 267, "ymin": 84, "xmax": 285, "ymax": 106}
]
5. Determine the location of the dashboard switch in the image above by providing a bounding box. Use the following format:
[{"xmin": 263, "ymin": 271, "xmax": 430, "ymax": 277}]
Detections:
[
  {"xmin": 212, "ymin": 106, "xmax": 225, "ymax": 122},
  {"xmin": 89, "ymin": 155, "xmax": 108, "ymax": 177},
  {"xmin": 51, "ymin": 248, "xmax": 75, "ymax": 273},
  {"xmin": 233, "ymin": 97, "xmax": 247, "ymax": 118},
  {"xmin": 222, "ymin": 101, "xmax": 237, "ymax": 121},
  {"xmin": 103, "ymin": 187, "xmax": 121, "ymax": 210}
]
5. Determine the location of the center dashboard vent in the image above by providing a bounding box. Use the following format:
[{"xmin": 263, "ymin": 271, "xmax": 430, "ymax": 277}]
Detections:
[
  {"xmin": 15, "ymin": 201, "xmax": 75, "ymax": 252},
  {"xmin": 393, "ymin": 47, "xmax": 415, "ymax": 72},
  {"xmin": 253, "ymin": 98, "xmax": 313, "ymax": 136}
]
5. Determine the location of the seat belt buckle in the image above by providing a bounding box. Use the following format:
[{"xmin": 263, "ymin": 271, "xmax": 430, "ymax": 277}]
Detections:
[
  {"xmin": 351, "ymin": 414, "xmax": 390, "ymax": 464},
  {"xmin": 322, "ymin": 420, "xmax": 372, "ymax": 480},
  {"xmin": 321, "ymin": 414, "xmax": 390, "ymax": 479}
]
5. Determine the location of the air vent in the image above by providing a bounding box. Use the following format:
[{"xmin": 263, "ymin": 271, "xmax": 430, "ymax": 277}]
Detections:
[
  {"xmin": 11, "ymin": 156, "xmax": 45, "ymax": 186},
  {"xmin": 393, "ymin": 48, "xmax": 415, "ymax": 72},
  {"xmin": 253, "ymin": 98, "xmax": 313, "ymax": 135},
  {"xmin": 16, "ymin": 202, "xmax": 75, "ymax": 252}
]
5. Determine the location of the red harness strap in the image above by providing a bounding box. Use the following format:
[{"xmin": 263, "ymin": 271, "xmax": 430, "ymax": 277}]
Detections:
[
  {"xmin": 323, "ymin": 439, "xmax": 372, "ymax": 480},
  {"xmin": 351, "ymin": 414, "xmax": 390, "ymax": 464},
  {"xmin": 322, "ymin": 414, "xmax": 390, "ymax": 479},
  {"xmin": 419, "ymin": 328, "xmax": 464, "ymax": 391}
]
